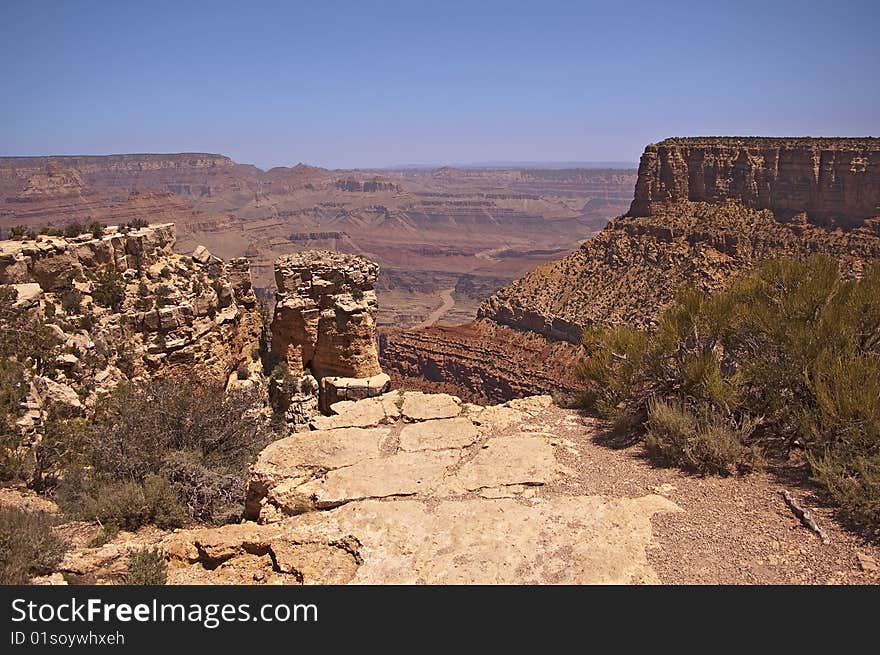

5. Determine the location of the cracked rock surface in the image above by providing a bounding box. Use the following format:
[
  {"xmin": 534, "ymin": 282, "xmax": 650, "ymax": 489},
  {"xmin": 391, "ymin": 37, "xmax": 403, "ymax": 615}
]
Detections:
[
  {"xmin": 43, "ymin": 389, "xmax": 880, "ymax": 585},
  {"xmin": 154, "ymin": 392, "xmax": 677, "ymax": 584}
]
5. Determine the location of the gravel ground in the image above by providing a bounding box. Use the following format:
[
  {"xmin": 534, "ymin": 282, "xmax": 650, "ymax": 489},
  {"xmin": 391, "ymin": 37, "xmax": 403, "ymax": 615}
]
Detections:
[{"xmin": 542, "ymin": 407, "xmax": 880, "ymax": 585}]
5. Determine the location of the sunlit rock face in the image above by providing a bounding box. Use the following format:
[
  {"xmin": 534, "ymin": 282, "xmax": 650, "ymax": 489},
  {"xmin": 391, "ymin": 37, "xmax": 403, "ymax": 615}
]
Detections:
[{"xmin": 270, "ymin": 250, "xmax": 386, "ymax": 415}]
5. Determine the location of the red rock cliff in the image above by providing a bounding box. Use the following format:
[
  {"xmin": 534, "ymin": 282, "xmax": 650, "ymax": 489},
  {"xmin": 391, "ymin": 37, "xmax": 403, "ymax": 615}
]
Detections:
[{"xmin": 629, "ymin": 137, "xmax": 880, "ymax": 227}]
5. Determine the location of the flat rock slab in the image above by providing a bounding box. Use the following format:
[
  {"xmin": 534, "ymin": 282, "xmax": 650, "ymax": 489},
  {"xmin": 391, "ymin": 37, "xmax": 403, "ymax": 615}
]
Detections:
[
  {"xmin": 249, "ymin": 395, "xmax": 569, "ymax": 521},
  {"xmin": 165, "ymin": 495, "xmax": 680, "ymax": 584},
  {"xmin": 400, "ymin": 391, "xmax": 462, "ymax": 421},
  {"xmin": 299, "ymin": 450, "xmax": 461, "ymax": 508},
  {"xmin": 253, "ymin": 427, "xmax": 387, "ymax": 475},
  {"xmin": 438, "ymin": 434, "xmax": 557, "ymax": 494},
  {"xmin": 310, "ymin": 392, "xmax": 400, "ymax": 430},
  {"xmin": 399, "ymin": 417, "xmax": 478, "ymax": 451}
]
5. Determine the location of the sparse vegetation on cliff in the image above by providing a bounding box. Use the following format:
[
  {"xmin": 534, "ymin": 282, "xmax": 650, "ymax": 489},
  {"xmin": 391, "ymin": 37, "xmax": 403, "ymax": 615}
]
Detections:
[
  {"xmin": 0, "ymin": 507, "xmax": 66, "ymax": 584},
  {"xmin": 126, "ymin": 546, "xmax": 167, "ymax": 585},
  {"xmin": 578, "ymin": 255, "xmax": 880, "ymax": 530},
  {"xmin": 52, "ymin": 378, "xmax": 271, "ymax": 530}
]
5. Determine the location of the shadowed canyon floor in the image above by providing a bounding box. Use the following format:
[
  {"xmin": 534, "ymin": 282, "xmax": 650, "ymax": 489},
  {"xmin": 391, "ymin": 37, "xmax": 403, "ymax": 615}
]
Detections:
[{"xmin": 31, "ymin": 394, "xmax": 880, "ymax": 585}]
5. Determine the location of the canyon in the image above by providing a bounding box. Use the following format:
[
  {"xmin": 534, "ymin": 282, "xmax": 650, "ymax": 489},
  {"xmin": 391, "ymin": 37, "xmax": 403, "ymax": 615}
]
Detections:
[
  {"xmin": 4, "ymin": 136, "xmax": 880, "ymax": 586},
  {"xmin": 0, "ymin": 155, "xmax": 637, "ymax": 331},
  {"xmin": 382, "ymin": 137, "xmax": 880, "ymax": 402}
]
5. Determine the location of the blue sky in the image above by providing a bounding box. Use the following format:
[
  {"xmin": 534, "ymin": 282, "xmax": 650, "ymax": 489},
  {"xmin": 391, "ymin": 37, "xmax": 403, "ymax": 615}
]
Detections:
[{"xmin": 1, "ymin": 0, "xmax": 878, "ymax": 169}]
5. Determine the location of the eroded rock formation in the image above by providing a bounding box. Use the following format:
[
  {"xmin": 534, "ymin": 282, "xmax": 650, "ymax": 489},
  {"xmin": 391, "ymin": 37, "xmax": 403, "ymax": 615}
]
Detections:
[
  {"xmin": 0, "ymin": 223, "xmax": 262, "ymax": 419},
  {"xmin": 481, "ymin": 201, "xmax": 880, "ymax": 337},
  {"xmin": 629, "ymin": 137, "xmax": 880, "ymax": 226},
  {"xmin": 387, "ymin": 138, "xmax": 880, "ymax": 403},
  {"xmin": 269, "ymin": 251, "xmax": 389, "ymax": 416}
]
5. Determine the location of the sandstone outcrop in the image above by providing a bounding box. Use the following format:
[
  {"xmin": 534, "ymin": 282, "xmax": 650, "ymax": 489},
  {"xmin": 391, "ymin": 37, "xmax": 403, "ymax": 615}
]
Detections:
[
  {"xmin": 629, "ymin": 137, "xmax": 880, "ymax": 226},
  {"xmin": 270, "ymin": 251, "xmax": 386, "ymax": 415},
  {"xmin": 0, "ymin": 224, "xmax": 261, "ymax": 414}
]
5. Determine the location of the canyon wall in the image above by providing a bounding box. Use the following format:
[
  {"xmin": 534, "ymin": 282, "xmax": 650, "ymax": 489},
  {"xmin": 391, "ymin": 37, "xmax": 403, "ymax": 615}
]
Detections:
[
  {"xmin": 0, "ymin": 153, "xmax": 248, "ymax": 199},
  {"xmin": 0, "ymin": 224, "xmax": 262, "ymax": 424},
  {"xmin": 629, "ymin": 137, "xmax": 880, "ymax": 226}
]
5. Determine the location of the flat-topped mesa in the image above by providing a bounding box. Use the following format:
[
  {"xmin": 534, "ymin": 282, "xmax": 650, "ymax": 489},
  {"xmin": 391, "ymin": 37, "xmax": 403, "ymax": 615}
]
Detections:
[
  {"xmin": 629, "ymin": 137, "xmax": 880, "ymax": 227},
  {"xmin": 270, "ymin": 251, "xmax": 389, "ymax": 414}
]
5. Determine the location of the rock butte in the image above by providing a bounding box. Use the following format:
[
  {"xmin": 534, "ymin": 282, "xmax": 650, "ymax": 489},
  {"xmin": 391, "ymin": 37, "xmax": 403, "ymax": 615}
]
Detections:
[
  {"xmin": 385, "ymin": 137, "xmax": 880, "ymax": 402},
  {"xmin": 629, "ymin": 137, "xmax": 880, "ymax": 226}
]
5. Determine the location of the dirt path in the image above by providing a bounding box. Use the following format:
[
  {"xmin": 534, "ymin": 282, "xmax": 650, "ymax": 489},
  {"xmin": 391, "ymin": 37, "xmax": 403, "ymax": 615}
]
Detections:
[
  {"xmin": 413, "ymin": 288, "xmax": 456, "ymax": 329},
  {"xmin": 546, "ymin": 410, "xmax": 880, "ymax": 584}
]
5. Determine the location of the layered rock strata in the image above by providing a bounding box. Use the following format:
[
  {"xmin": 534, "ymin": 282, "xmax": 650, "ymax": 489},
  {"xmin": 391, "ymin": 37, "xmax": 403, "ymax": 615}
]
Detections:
[
  {"xmin": 0, "ymin": 224, "xmax": 262, "ymax": 417},
  {"xmin": 270, "ymin": 251, "xmax": 388, "ymax": 416},
  {"xmin": 629, "ymin": 137, "xmax": 880, "ymax": 226},
  {"xmin": 380, "ymin": 321, "xmax": 587, "ymax": 405}
]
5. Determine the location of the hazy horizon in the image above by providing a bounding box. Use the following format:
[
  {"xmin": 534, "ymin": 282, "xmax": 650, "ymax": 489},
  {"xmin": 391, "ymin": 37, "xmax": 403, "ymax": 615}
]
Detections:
[{"xmin": 2, "ymin": 0, "xmax": 878, "ymax": 169}]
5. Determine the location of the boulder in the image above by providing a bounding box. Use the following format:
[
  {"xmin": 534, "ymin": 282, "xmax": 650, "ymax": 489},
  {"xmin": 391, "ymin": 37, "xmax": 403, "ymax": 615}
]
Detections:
[
  {"xmin": 192, "ymin": 245, "xmax": 212, "ymax": 265},
  {"xmin": 32, "ymin": 376, "xmax": 82, "ymax": 412},
  {"xmin": 319, "ymin": 373, "xmax": 391, "ymax": 412}
]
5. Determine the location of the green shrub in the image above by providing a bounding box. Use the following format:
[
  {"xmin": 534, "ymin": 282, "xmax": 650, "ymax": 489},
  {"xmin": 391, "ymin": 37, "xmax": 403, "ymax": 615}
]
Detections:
[
  {"xmin": 126, "ymin": 218, "xmax": 149, "ymax": 230},
  {"xmin": 577, "ymin": 255, "xmax": 880, "ymax": 529},
  {"xmin": 8, "ymin": 225, "xmax": 28, "ymax": 240},
  {"xmin": 0, "ymin": 507, "xmax": 67, "ymax": 584},
  {"xmin": 63, "ymin": 223, "xmax": 85, "ymax": 238},
  {"xmin": 87, "ymin": 221, "xmax": 105, "ymax": 239},
  {"xmin": 60, "ymin": 289, "xmax": 82, "ymax": 314},
  {"xmin": 77, "ymin": 476, "xmax": 186, "ymax": 531},
  {"xmin": 91, "ymin": 270, "xmax": 126, "ymax": 312},
  {"xmin": 125, "ymin": 547, "xmax": 167, "ymax": 585},
  {"xmin": 54, "ymin": 378, "xmax": 269, "ymax": 527},
  {"xmin": 0, "ymin": 358, "xmax": 29, "ymax": 481},
  {"xmin": 644, "ymin": 399, "xmax": 760, "ymax": 474},
  {"xmin": 271, "ymin": 361, "xmax": 289, "ymax": 380},
  {"xmin": 154, "ymin": 284, "xmax": 173, "ymax": 308}
]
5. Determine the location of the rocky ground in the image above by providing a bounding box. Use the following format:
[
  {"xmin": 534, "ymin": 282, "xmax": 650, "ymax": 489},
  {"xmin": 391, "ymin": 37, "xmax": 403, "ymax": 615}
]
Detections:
[{"xmin": 19, "ymin": 393, "xmax": 878, "ymax": 585}]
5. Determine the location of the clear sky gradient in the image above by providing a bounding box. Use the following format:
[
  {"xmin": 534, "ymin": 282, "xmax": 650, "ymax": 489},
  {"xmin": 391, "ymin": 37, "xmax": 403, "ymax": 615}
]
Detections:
[{"xmin": 2, "ymin": 0, "xmax": 878, "ymax": 169}]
